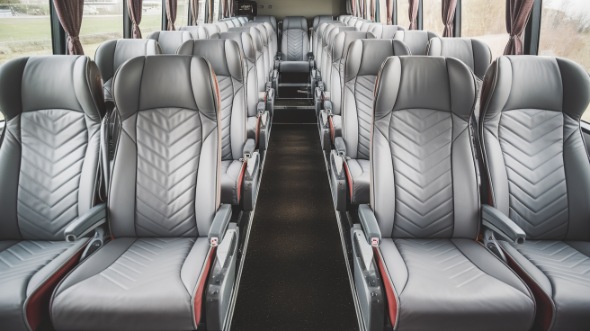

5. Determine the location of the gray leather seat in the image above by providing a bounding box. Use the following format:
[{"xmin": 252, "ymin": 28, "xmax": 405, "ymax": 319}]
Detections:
[
  {"xmin": 237, "ymin": 16, "xmax": 248, "ymax": 25},
  {"xmin": 231, "ymin": 26, "xmax": 267, "ymax": 89},
  {"xmin": 338, "ymin": 15, "xmax": 352, "ymax": 23},
  {"xmin": 479, "ymin": 56, "xmax": 590, "ymax": 331},
  {"xmin": 320, "ymin": 26, "xmax": 357, "ymax": 95},
  {"xmin": 215, "ymin": 21, "xmax": 229, "ymax": 33},
  {"xmin": 201, "ymin": 23, "xmax": 222, "ymax": 37},
  {"xmin": 245, "ymin": 21, "xmax": 278, "ymax": 72},
  {"xmin": 147, "ymin": 30, "xmax": 192, "ymax": 54},
  {"xmin": 427, "ymin": 37, "xmax": 491, "ymax": 80},
  {"xmin": 281, "ymin": 16, "xmax": 309, "ymax": 61},
  {"xmin": 339, "ymin": 40, "xmax": 409, "ymax": 205},
  {"xmin": 51, "ymin": 55, "xmax": 232, "ymax": 330},
  {"xmin": 0, "ymin": 55, "xmax": 105, "ymax": 331},
  {"xmin": 178, "ymin": 40, "xmax": 251, "ymax": 206},
  {"xmin": 319, "ymin": 23, "xmax": 346, "ymax": 75},
  {"xmin": 394, "ymin": 30, "xmax": 438, "ymax": 55},
  {"xmin": 179, "ymin": 25, "xmax": 211, "ymax": 39},
  {"xmin": 369, "ymin": 24, "xmax": 404, "ymax": 39},
  {"xmin": 353, "ymin": 56, "xmax": 535, "ymax": 331},
  {"xmin": 312, "ymin": 15, "xmax": 333, "ymax": 31},
  {"xmin": 313, "ymin": 22, "xmax": 343, "ymax": 71},
  {"xmin": 347, "ymin": 17, "xmax": 359, "ymax": 27},
  {"xmin": 253, "ymin": 15, "xmax": 277, "ymax": 31},
  {"xmin": 94, "ymin": 39, "xmax": 160, "ymax": 105},
  {"xmin": 244, "ymin": 23, "xmax": 271, "ymax": 80}
]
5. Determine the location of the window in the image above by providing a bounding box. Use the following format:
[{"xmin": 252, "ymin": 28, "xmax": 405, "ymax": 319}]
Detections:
[
  {"xmin": 0, "ymin": 0, "xmax": 52, "ymax": 65},
  {"xmin": 538, "ymin": 0, "xmax": 590, "ymax": 121},
  {"xmin": 197, "ymin": 0, "xmax": 205, "ymax": 24},
  {"xmin": 378, "ymin": 0, "xmax": 388, "ymax": 23},
  {"xmin": 140, "ymin": 0, "xmax": 162, "ymax": 35},
  {"xmin": 80, "ymin": 0, "xmax": 123, "ymax": 59},
  {"xmin": 212, "ymin": 0, "xmax": 220, "ymax": 22},
  {"xmin": 176, "ymin": 0, "xmax": 189, "ymax": 28},
  {"xmin": 422, "ymin": 0, "xmax": 442, "ymax": 35},
  {"xmin": 461, "ymin": 0, "xmax": 508, "ymax": 60},
  {"xmin": 397, "ymin": 0, "xmax": 410, "ymax": 29}
]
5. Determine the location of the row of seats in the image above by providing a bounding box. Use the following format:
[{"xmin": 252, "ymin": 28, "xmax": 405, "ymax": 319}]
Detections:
[
  {"xmin": 314, "ymin": 17, "xmax": 492, "ymax": 211},
  {"xmin": 348, "ymin": 53, "xmax": 590, "ymax": 331}
]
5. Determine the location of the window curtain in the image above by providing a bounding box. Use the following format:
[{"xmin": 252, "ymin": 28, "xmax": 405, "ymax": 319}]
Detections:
[
  {"xmin": 53, "ymin": 0, "xmax": 84, "ymax": 55},
  {"xmin": 441, "ymin": 0, "xmax": 457, "ymax": 37},
  {"xmin": 127, "ymin": 0, "xmax": 142, "ymax": 38},
  {"xmin": 370, "ymin": 0, "xmax": 376, "ymax": 21},
  {"xmin": 166, "ymin": 0, "xmax": 177, "ymax": 30},
  {"xmin": 504, "ymin": 0, "xmax": 535, "ymax": 55},
  {"xmin": 208, "ymin": 0, "xmax": 214, "ymax": 23},
  {"xmin": 190, "ymin": 0, "xmax": 199, "ymax": 25},
  {"xmin": 408, "ymin": 0, "xmax": 419, "ymax": 29},
  {"xmin": 351, "ymin": 0, "xmax": 357, "ymax": 16},
  {"xmin": 386, "ymin": 0, "xmax": 393, "ymax": 25}
]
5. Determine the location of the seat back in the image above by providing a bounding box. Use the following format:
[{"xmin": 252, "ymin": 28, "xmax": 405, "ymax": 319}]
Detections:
[
  {"xmin": 314, "ymin": 22, "xmax": 342, "ymax": 70},
  {"xmin": 369, "ymin": 24, "xmax": 404, "ymax": 39},
  {"xmin": 313, "ymin": 15, "xmax": 333, "ymax": 30},
  {"xmin": 348, "ymin": 17, "xmax": 359, "ymax": 27},
  {"xmin": 359, "ymin": 22, "xmax": 374, "ymax": 32},
  {"xmin": 428, "ymin": 37, "xmax": 491, "ymax": 80},
  {"xmin": 342, "ymin": 39, "xmax": 409, "ymax": 159},
  {"xmin": 339, "ymin": 15, "xmax": 352, "ymax": 23},
  {"xmin": 237, "ymin": 16, "xmax": 249, "ymax": 25},
  {"xmin": 394, "ymin": 30, "xmax": 438, "ymax": 55},
  {"xmin": 179, "ymin": 25, "xmax": 210, "ymax": 39},
  {"xmin": 372, "ymin": 56, "xmax": 479, "ymax": 239},
  {"xmin": 215, "ymin": 22, "xmax": 229, "ymax": 33},
  {"xmin": 230, "ymin": 26, "xmax": 266, "ymax": 91},
  {"xmin": 320, "ymin": 23, "xmax": 346, "ymax": 73},
  {"xmin": 95, "ymin": 39, "xmax": 160, "ymax": 102},
  {"xmin": 244, "ymin": 23, "xmax": 270, "ymax": 78},
  {"xmin": 354, "ymin": 19, "xmax": 365, "ymax": 30},
  {"xmin": 262, "ymin": 22, "xmax": 278, "ymax": 61},
  {"xmin": 281, "ymin": 16, "xmax": 309, "ymax": 61},
  {"xmin": 321, "ymin": 26, "xmax": 356, "ymax": 92},
  {"xmin": 330, "ymin": 31, "xmax": 374, "ymax": 117},
  {"xmin": 201, "ymin": 23, "xmax": 222, "ymax": 37},
  {"xmin": 480, "ymin": 56, "xmax": 590, "ymax": 240},
  {"xmin": 178, "ymin": 40, "xmax": 247, "ymax": 163},
  {"xmin": 108, "ymin": 55, "xmax": 220, "ymax": 238},
  {"xmin": 253, "ymin": 15, "xmax": 277, "ymax": 31},
  {"xmin": 0, "ymin": 56, "xmax": 104, "ymax": 240},
  {"xmin": 220, "ymin": 31, "xmax": 259, "ymax": 118},
  {"xmin": 147, "ymin": 30, "xmax": 192, "ymax": 54}
]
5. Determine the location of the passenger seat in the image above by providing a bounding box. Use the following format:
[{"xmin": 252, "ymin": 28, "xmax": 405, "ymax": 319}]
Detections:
[
  {"xmin": 253, "ymin": 15, "xmax": 277, "ymax": 31},
  {"xmin": 393, "ymin": 30, "xmax": 437, "ymax": 55},
  {"xmin": 280, "ymin": 16, "xmax": 310, "ymax": 61},
  {"xmin": 147, "ymin": 30, "xmax": 192, "ymax": 54}
]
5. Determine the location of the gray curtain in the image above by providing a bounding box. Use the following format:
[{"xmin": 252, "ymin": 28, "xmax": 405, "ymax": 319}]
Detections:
[
  {"xmin": 53, "ymin": 0, "xmax": 84, "ymax": 54},
  {"xmin": 166, "ymin": 0, "xmax": 177, "ymax": 30},
  {"xmin": 441, "ymin": 0, "xmax": 457, "ymax": 37},
  {"xmin": 386, "ymin": 0, "xmax": 393, "ymax": 25},
  {"xmin": 190, "ymin": 0, "xmax": 199, "ymax": 25},
  {"xmin": 408, "ymin": 0, "xmax": 419, "ymax": 29},
  {"xmin": 504, "ymin": 0, "xmax": 535, "ymax": 55},
  {"xmin": 127, "ymin": 0, "xmax": 142, "ymax": 38}
]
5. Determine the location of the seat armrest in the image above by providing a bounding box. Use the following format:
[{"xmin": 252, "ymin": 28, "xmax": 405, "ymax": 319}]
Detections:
[
  {"xmin": 358, "ymin": 204, "xmax": 381, "ymax": 247},
  {"xmin": 243, "ymin": 138, "xmax": 256, "ymax": 158},
  {"xmin": 64, "ymin": 203, "xmax": 107, "ymax": 242},
  {"xmin": 482, "ymin": 204, "xmax": 526, "ymax": 244},
  {"xmin": 334, "ymin": 137, "xmax": 346, "ymax": 156},
  {"xmin": 209, "ymin": 204, "xmax": 232, "ymax": 247}
]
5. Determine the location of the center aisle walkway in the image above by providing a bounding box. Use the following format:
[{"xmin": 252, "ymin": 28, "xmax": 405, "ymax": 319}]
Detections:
[{"xmin": 231, "ymin": 124, "xmax": 358, "ymax": 331}]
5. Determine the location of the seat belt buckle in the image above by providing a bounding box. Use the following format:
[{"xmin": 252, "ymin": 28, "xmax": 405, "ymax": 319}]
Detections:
[{"xmin": 370, "ymin": 237, "xmax": 380, "ymax": 247}]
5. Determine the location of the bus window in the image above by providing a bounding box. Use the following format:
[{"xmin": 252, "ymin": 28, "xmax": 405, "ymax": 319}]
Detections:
[
  {"xmin": 538, "ymin": 0, "xmax": 590, "ymax": 121},
  {"xmin": 422, "ymin": 0, "xmax": 442, "ymax": 35},
  {"xmin": 140, "ymin": 0, "xmax": 163, "ymax": 35},
  {"xmin": 462, "ymin": 0, "xmax": 508, "ymax": 59},
  {"xmin": 80, "ymin": 0, "xmax": 123, "ymax": 59},
  {"xmin": 176, "ymin": 0, "xmax": 189, "ymax": 28},
  {"xmin": 197, "ymin": 0, "xmax": 206, "ymax": 24},
  {"xmin": 0, "ymin": 0, "xmax": 52, "ymax": 66},
  {"xmin": 397, "ymin": 0, "xmax": 410, "ymax": 29}
]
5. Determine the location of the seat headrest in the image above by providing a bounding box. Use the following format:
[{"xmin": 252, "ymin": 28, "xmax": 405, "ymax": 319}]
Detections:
[
  {"xmin": 177, "ymin": 39, "xmax": 244, "ymax": 82},
  {"xmin": 179, "ymin": 26, "xmax": 209, "ymax": 39},
  {"xmin": 0, "ymin": 55, "xmax": 104, "ymax": 121},
  {"xmin": 322, "ymin": 23, "xmax": 346, "ymax": 46},
  {"xmin": 114, "ymin": 55, "xmax": 218, "ymax": 121},
  {"xmin": 332, "ymin": 31, "xmax": 375, "ymax": 64},
  {"xmin": 394, "ymin": 30, "xmax": 438, "ymax": 55},
  {"xmin": 147, "ymin": 30, "xmax": 192, "ymax": 54},
  {"xmin": 220, "ymin": 32, "xmax": 257, "ymax": 63},
  {"xmin": 375, "ymin": 56, "xmax": 477, "ymax": 120},
  {"xmin": 283, "ymin": 16, "xmax": 308, "ymax": 30},
  {"xmin": 344, "ymin": 39, "xmax": 410, "ymax": 80},
  {"xmin": 481, "ymin": 56, "xmax": 590, "ymax": 120},
  {"xmin": 427, "ymin": 37, "xmax": 492, "ymax": 80},
  {"xmin": 95, "ymin": 39, "xmax": 160, "ymax": 81}
]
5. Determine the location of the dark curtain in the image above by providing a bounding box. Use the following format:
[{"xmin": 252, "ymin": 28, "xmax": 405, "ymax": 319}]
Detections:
[
  {"xmin": 190, "ymin": 0, "xmax": 199, "ymax": 25},
  {"xmin": 441, "ymin": 0, "xmax": 457, "ymax": 37},
  {"xmin": 408, "ymin": 0, "xmax": 419, "ymax": 29},
  {"xmin": 53, "ymin": 0, "xmax": 84, "ymax": 55},
  {"xmin": 208, "ymin": 0, "xmax": 214, "ymax": 23},
  {"xmin": 127, "ymin": 0, "xmax": 142, "ymax": 38},
  {"xmin": 166, "ymin": 0, "xmax": 177, "ymax": 30},
  {"xmin": 504, "ymin": 0, "xmax": 535, "ymax": 55},
  {"xmin": 386, "ymin": 0, "xmax": 393, "ymax": 25}
]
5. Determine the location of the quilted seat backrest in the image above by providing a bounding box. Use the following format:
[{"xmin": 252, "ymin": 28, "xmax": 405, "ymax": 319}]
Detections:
[
  {"xmin": 342, "ymin": 39, "xmax": 410, "ymax": 159},
  {"xmin": 0, "ymin": 56, "xmax": 104, "ymax": 240},
  {"xmin": 427, "ymin": 37, "xmax": 492, "ymax": 80},
  {"xmin": 230, "ymin": 26, "xmax": 266, "ymax": 92},
  {"xmin": 393, "ymin": 30, "xmax": 438, "ymax": 55},
  {"xmin": 147, "ymin": 31, "xmax": 192, "ymax": 54},
  {"xmin": 372, "ymin": 56, "xmax": 480, "ymax": 240},
  {"xmin": 480, "ymin": 56, "xmax": 590, "ymax": 241},
  {"xmin": 321, "ymin": 26, "xmax": 356, "ymax": 92},
  {"xmin": 179, "ymin": 26, "xmax": 210, "ymax": 39},
  {"xmin": 108, "ymin": 55, "xmax": 221, "ymax": 239},
  {"xmin": 281, "ymin": 16, "xmax": 309, "ymax": 61}
]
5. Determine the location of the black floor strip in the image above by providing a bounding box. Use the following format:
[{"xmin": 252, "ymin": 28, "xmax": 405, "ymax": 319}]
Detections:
[{"xmin": 230, "ymin": 124, "xmax": 359, "ymax": 331}]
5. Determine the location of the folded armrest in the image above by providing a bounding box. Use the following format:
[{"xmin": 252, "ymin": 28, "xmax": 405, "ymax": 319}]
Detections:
[
  {"xmin": 64, "ymin": 203, "xmax": 107, "ymax": 242},
  {"xmin": 334, "ymin": 137, "xmax": 346, "ymax": 156},
  {"xmin": 243, "ymin": 138, "xmax": 256, "ymax": 158},
  {"xmin": 209, "ymin": 204, "xmax": 232, "ymax": 246},
  {"xmin": 482, "ymin": 204, "xmax": 526, "ymax": 244},
  {"xmin": 358, "ymin": 204, "xmax": 381, "ymax": 247}
]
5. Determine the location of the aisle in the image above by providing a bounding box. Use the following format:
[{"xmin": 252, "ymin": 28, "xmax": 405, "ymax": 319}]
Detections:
[{"xmin": 230, "ymin": 124, "xmax": 358, "ymax": 331}]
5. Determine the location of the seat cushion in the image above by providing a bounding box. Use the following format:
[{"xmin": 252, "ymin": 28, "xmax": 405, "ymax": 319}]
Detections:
[
  {"xmin": 51, "ymin": 237, "xmax": 211, "ymax": 331},
  {"xmin": 345, "ymin": 158, "xmax": 369, "ymax": 205},
  {"xmin": 380, "ymin": 238, "xmax": 535, "ymax": 331},
  {"xmin": 500, "ymin": 240, "xmax": 590, "ymax": 331},
  {"xmin": 0, "ymin": 240, "xmax": 87, "ymax": 331},
  {"xmin": 221, "ymin": 160, "xmax": 246, "ymax": 205}
]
